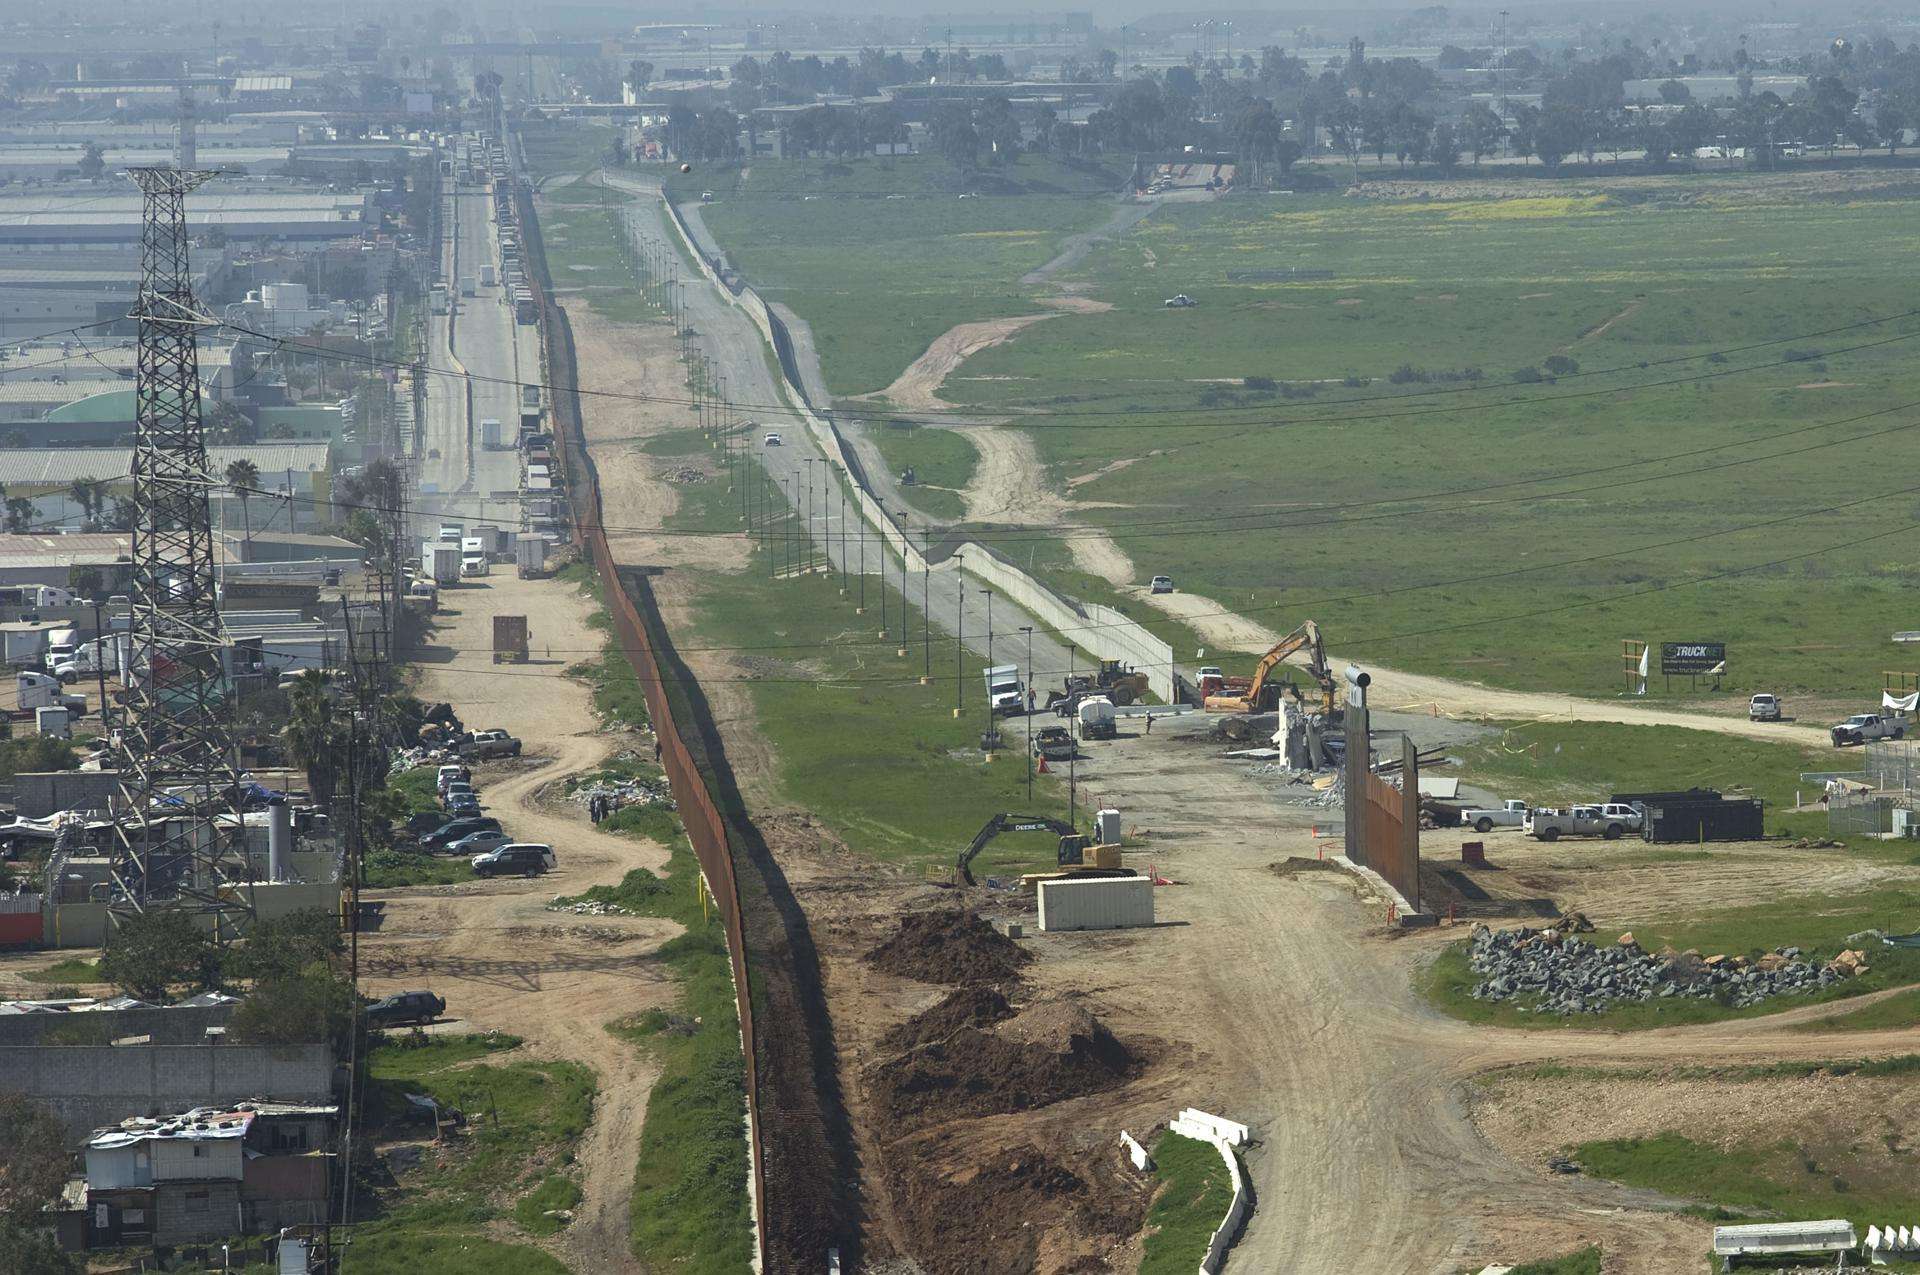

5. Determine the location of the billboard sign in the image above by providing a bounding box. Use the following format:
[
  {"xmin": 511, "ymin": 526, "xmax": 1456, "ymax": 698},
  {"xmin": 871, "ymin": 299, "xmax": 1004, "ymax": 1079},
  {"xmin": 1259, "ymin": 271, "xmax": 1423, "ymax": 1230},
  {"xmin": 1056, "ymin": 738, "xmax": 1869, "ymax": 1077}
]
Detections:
[{"xmin": 1661, "ymin": 641, "xmax": 1726, "ymax": 675}]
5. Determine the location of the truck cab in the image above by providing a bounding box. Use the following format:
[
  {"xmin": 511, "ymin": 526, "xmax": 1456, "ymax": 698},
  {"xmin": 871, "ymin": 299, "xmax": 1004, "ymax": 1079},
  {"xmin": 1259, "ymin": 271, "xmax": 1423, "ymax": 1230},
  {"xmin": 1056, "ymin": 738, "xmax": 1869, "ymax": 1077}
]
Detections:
[
  {"xmin": 1461, "ymin": 799, "xmax": 1530, "ymax": 833},
  {"xmin": 983, "ymin": 664, "xmax": 1027, "ymax": 716},
  {"xmin": 1833, "ymin": 713, "xmax": 1906, "ymax": 747}
]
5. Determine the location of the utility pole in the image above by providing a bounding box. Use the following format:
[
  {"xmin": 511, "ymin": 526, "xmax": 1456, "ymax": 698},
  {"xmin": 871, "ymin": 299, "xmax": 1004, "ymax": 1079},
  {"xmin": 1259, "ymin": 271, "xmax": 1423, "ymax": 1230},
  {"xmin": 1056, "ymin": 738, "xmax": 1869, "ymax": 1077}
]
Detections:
[
  {"xmin": 922, "ymin": 530, "xmax": 932, "ymax": 684},
  {"xmin": 108, "ymin": 165, "xmax": 254, "ymax": 944},
  {"xmin": 1021, "ymin": 626, "xmax": 1034, "ymax": 798},
  {"xmin": 955, "ymin": 562, "xmax": 966, "ymax": 715},
  {"xmin": 874, "ymin": 498, "xmax": 889, "ymax": 639},
  {"xmin": 803, "ymin": 460, "xmax": 816, "ymax": 573}
]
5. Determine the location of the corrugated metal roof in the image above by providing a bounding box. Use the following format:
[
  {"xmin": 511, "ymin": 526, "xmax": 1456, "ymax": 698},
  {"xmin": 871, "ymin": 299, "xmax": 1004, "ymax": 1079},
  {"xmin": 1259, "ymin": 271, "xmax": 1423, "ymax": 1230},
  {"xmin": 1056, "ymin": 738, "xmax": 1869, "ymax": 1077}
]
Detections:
[
  {"xmin": 0, "ymin": 444, "xmax": 329, "ymax": 488},
  {"xmin": 0, "ymin": 379, "xmax": 127, "ymax": 403},
  {"xmin": 88, "ymin": 1108, "xmax": 255, "ymax": 1149}
]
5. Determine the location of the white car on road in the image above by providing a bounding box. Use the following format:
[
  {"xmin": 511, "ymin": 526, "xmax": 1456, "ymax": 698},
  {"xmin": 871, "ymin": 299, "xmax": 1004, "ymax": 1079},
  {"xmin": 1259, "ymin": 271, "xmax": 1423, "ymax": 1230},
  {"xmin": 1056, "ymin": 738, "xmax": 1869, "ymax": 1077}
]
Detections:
[{"xmin": 764, "ymin": 431, "xmax": 783, "ymax": 447}]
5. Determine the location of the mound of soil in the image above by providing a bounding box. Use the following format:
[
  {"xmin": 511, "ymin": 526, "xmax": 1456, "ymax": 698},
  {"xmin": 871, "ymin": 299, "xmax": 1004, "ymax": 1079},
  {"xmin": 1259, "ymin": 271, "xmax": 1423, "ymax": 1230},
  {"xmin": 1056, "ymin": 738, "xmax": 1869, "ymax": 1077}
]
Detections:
[
  {"xmin": 891, "ymin": 1139, "xmax": 1146, "ymax": 1275},
  {"xmin": 866, "ymin": 908, "xmax": 1032, "ymax": 987},
  {"xmin": 881, "ymin": 985, "xmax": 1014, "ymax": 1054},
  {"xmin": 870, "ymin": 998, "xmax": 1135, "ymax": 1130}
]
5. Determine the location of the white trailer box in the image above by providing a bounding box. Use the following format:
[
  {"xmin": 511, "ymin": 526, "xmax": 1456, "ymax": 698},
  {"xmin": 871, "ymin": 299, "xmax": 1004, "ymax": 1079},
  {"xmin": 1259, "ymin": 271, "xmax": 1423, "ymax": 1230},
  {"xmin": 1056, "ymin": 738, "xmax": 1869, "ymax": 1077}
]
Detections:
[
  {"xmin": 1037, "ymin": 876, "xmax": 1154, "ymax": 933},
  {"xmin": 516, "ymin": 538, "xmax": 548, "ymax": 578},
  {"xmin": 422, "ymin": 543, "xmax": 462, "ymax": 586},
  {"xmin": 35, "ymin": 706, "xmax": 70, "ymax": 738},
  {"xmin": 479, "ymin": 264, "xmax": 498, "ymax": 287}
]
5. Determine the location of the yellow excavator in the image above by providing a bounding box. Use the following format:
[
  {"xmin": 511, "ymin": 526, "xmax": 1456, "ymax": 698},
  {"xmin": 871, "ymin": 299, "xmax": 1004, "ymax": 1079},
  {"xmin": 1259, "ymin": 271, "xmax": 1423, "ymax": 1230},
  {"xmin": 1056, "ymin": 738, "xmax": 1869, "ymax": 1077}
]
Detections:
[{"xmin": 1202, "ymin": 621, "xmax": 1337, "ymax": 715}]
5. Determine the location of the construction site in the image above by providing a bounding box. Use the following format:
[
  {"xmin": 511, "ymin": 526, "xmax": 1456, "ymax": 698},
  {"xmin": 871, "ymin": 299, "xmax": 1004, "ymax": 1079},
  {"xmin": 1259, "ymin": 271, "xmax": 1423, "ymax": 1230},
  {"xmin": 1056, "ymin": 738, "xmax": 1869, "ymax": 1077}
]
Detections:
[{"xmin": 3, "ymin": 17, "xmax": 1920, "ymax": 1275}]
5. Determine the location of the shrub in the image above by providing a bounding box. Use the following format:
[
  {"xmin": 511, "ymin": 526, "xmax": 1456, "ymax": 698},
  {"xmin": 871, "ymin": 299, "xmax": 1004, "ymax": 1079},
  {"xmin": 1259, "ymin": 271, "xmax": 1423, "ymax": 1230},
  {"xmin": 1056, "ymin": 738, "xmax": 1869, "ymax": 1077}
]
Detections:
[
  {"xmin": 1512, "ymin": 366, "xmax": 1546, "ymax": 383},
  {"xmin": 1543, "ymin": 354, "xmax": 1580, "ymax": 375}
]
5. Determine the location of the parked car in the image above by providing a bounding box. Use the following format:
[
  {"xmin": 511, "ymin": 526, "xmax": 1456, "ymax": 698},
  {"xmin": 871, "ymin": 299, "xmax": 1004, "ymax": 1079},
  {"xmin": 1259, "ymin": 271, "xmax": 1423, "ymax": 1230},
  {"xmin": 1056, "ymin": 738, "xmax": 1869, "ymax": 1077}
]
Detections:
[
  {"xmin": 450, "ymin": 829, "xmax": 514, "ymax": 856},
  {"xmin": 1150, "ymin": 575, "xmax": 1176, "ymax": 594},
  {"xmin": 446, "ymin": 794, "xmax": 482, "ymax": 815},
  {"xmin": 442, "ymin": 780, "xmax": 475, "ymax": 804},
  {"xmin": 471, "ymin": 843, "xmax": 556, "ymax": 877},
  {"xmin": 1164, "ymin": 294, "xmax": 1197, "ymax": 309},
  {"xmin": 764, "ymin": 431, "xmax": 783, "ymax": 447},
  {"xmin": 1833, "ymin": 712, "xmax": 1906, "ymax": 746},
  {"xmin": 1460, "ymin": 800, "xmax": 1531, "ymax": 833},
  {"xmin": 364, "ymin": 990, "xmax": 445, "ymax": 1028},
  {"xmin": 1748, "ymin": 694, "xmax": 1783, "ymax": 722},
  {"xmin": 436, "ymin": 764, "xmax": 470, "ymax": 795},
  {"xmin": 421, "ymin": 816, "xmax": 501, "ymax": 850}
]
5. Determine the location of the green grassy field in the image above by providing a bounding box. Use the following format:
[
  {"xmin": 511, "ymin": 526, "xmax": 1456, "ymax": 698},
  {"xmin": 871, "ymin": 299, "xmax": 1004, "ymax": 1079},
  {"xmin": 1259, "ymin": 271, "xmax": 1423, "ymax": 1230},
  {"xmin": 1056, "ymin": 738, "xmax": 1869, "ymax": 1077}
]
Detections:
[
  {"xmin": 343, "ymin": 1033, "xmax": 594, "ymax": 1272},
  {"xmin": 696, "ymin": 169, "xmax": 1920, "ymax": 700},
  {"xmin": 1445, "ymin": 721, "xmax": 1828, "ymax": 810},
  {"xmin": 868, "ymin": 421, "xmax": 977, "ymax": 521},
  {"xmin": 1506, "ymin": 1249, "xmax": 1602, "ymax": 1275},
  {"xmin": 653, "ymin": 152, "xmax": 1129, "ymax": 203},
  {"xmin": 1139, "ymin": 1131, "xmax": 1236, "ymax": 1275},
  {"xmin": 699, "ymin": 181, "xmax": 1115, "ymax": 396}
]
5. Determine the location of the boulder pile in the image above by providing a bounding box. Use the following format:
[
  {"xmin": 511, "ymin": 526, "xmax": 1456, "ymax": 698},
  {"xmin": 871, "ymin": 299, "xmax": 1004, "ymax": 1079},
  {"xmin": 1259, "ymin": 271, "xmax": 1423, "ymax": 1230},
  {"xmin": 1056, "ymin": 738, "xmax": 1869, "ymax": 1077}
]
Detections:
[{"xmin": 1467, "ymin": 924, "xmax": 1852, "ymax": 1015}]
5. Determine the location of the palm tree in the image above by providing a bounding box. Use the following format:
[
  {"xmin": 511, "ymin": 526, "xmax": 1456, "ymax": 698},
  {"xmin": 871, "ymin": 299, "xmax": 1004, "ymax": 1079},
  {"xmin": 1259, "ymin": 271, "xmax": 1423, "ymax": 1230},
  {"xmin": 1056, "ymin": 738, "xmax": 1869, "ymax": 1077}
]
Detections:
[
  {"xmin": 67, "ymin": 475, "xmax": 104, "ymax": 529},
  {"xmin": 281, "ymin": 671, "xmax": 345, "ymax": 806},
  {"xmin": 224, "ymin": 459, "xmax": 259, "ymax": 552}
]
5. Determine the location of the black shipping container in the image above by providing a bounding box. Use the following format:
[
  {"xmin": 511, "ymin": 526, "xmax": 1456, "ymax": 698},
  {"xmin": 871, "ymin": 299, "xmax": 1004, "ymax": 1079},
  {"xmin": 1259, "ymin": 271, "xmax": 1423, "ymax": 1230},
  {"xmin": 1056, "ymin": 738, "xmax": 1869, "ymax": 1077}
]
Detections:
[{"xmin": 1639, "ymin": 797, "xmax": 1765, "ymax": 843}]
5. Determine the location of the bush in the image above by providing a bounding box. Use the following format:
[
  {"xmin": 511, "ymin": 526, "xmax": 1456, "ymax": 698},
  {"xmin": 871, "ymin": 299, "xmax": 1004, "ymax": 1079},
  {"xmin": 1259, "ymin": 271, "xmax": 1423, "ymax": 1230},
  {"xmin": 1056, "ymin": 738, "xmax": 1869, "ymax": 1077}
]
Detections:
[
  {"xmin": 1512, "ymin": 365, "xmax": 1546, "ymax": 383},
  {"xmin": 227, "ymin": 968, "xmax": 356, "ymax": 1053},
  {"xmin": 1241, "ymin": 375, "xmax": 1277, "ymax": 392},
  {"xmin": 99, "ymin": 909, "xmax": 221, "ymax": 1002},
  {"xmin": 0, "ymin": 737, "xmax": 78, "ymax": 783},
  {"xmin": 1388, "ymin": 363, "xmax": 1425, "ymax": 384},
  {"xmin": 1543, "ymin": 354, "xmax": 1579, "ymax": 375},
  {"xmin": 231, "ymin": 908, "xmax": 342, "ymax": 983}
]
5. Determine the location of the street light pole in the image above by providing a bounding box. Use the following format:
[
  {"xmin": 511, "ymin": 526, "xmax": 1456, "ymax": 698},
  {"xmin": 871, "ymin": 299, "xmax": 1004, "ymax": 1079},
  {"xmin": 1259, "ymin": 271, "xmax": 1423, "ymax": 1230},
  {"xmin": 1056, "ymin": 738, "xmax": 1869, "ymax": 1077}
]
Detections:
[
  {"xmin": 874, "ymin": 498, "xmax": 889, "ymax": 639},
  {"xmin": 803, "ymin": 459, "xmax": 816, "ymax": 574},
  {"xmin": 955, "ymin": 563, "xmax": 965, "ymax": 716},
  {"xmin": 1021, "ymin": 626, "xmax": 1034, "ymax": 799},
  {"xmin": 922, "ymin": 530, "xmax": 932, "ymax": 683},
  {"xmin": 982, "ymin": 589, "xmax": 995, "ymax": 747}
]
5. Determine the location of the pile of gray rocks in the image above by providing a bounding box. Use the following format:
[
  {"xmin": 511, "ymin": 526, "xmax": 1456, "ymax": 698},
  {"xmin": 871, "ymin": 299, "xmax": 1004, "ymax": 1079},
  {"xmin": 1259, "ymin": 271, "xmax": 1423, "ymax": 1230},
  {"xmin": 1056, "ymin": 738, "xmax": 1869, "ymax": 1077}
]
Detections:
[{"xmin": 1467, "ymin": 923, "xmax": 1848, "ymax": 1015}]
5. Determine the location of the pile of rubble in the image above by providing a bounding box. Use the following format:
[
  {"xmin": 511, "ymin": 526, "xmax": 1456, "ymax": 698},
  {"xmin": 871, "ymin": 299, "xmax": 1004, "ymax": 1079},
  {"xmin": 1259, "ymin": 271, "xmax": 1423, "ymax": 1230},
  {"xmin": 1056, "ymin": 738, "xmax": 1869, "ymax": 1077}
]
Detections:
[
  {"xmin": 546, "ymin": 897, "xmax": 633, "ymax": 917},
  {"xmin": 567, "ymin": 775, "xmax": 675, "ymax": 811},
  {"xmin": 1467, "ymin": 924, "xmax": 1861, "ymax": 1015},
  {"xmin": 660, "ymin": 466, "xmax": 709, "ymax": 484}
]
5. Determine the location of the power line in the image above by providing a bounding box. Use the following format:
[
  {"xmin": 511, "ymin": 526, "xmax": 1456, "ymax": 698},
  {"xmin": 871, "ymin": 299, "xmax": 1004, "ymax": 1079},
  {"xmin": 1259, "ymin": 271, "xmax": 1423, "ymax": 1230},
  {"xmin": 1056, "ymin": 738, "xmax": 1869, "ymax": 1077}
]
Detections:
[{"xmin": 219, "ymin": 313, "xmax": 1920, "ymax": 433}]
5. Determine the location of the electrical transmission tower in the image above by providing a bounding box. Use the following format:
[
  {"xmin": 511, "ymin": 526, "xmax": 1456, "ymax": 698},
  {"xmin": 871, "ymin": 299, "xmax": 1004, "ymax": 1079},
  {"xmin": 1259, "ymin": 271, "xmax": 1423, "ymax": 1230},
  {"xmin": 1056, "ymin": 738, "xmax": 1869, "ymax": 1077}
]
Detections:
[{"xmin": 107, "ymin": 166, "xmax": 255, "ymax": 942}]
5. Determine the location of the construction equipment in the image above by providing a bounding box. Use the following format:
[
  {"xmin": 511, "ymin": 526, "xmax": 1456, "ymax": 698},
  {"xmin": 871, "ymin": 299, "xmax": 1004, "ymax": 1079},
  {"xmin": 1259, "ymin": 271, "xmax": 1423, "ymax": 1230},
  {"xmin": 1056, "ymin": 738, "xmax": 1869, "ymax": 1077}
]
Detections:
[
  {"xmin": 1047, "ymin": 660, "xmax": 1147, "ymax": 713},
  {"xmin": 1204, "ymin": 621, "xmax": 1336, "ymax": 715},
  {"xmin": 955, "ymin": 813, "xmax": 1086, "ymax": 887}
]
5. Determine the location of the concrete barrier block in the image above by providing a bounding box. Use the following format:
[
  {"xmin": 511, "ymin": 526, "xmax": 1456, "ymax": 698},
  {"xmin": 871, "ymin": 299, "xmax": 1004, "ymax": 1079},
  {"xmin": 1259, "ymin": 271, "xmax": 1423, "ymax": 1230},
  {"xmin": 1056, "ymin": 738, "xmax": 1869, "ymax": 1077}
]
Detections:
[{"xmin": 1119, "ymin": 1130, "xmax": 1152, "ymax": 1172}]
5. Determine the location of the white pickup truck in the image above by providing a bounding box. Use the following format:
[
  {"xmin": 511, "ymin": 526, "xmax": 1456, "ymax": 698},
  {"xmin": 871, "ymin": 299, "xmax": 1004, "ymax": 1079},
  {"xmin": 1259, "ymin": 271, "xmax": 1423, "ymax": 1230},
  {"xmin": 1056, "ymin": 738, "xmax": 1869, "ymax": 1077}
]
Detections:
[
  {"xmin": 1525, "ymin": 803, "xmax": 1644, "ymax": 842},
  {"xmin": 1460, "ymin": 799, "xmax": 1530, "ymax": 833},
  {"xmin": 1832, "ymin": 712, "xmax": 1906, "ymax": 747}
]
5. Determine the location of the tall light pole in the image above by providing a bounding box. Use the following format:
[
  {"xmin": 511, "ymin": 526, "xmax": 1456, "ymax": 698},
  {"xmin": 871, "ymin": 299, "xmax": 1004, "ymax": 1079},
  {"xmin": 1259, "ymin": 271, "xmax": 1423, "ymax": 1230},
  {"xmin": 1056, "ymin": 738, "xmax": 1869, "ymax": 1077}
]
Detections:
[
  {"xmin": 1021, "ymin": 625, "xmax": 1034, "ymax": 799},
  {"xmin": 955, "ymin": 561, "xmax": 965, "ymax": 716},
  {"xmin": 874, "ymin": 497, "xmax": 889, "ymax": 639},
  {"xmin": 803, "ymin": 459, "xmax": 816, "ymax": 574},
  {"xmin": 857, "ymin": 501, "xmax": 866, "ymax": 613},
  {"xmin": 981, "ymin": 589, "xmax": 995, "ymax": 747},
  {"xmin": 922, "ymin": 530, "xmax": 932, "ymax": 684},
  {"xmin": 898, "ymin": 518, "xmax": 909, "ymax": 655}
]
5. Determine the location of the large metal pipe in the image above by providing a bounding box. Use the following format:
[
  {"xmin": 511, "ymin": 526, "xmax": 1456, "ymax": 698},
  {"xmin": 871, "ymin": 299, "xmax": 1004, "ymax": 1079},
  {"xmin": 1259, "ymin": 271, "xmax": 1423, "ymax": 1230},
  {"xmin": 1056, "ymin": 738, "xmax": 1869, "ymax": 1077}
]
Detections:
[{"xmin": 267, "ymin": 798, "xmax": 292, "ymax": 882}]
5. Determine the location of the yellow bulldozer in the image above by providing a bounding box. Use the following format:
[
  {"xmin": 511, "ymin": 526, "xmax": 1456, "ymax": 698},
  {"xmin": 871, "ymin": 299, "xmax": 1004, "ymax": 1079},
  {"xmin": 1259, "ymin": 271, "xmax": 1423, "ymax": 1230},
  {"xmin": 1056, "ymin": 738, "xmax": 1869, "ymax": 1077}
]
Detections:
[{"xmin": 1202, "ymin": 621, "xmax": 1337, "ymax": 715}]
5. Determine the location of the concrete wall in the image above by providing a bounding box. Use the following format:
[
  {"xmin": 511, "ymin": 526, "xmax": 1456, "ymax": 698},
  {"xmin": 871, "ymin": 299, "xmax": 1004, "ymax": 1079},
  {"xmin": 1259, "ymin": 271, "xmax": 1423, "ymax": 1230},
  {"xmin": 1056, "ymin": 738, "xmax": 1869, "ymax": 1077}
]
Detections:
[
  {"xmin": 15, "ymin": 769, "xmax": 122, "ymax": 819},
  {"xmin": 1167, "ymin": 1110, "xmax": 1250, "ymax": 1273},
  {"xmin": 659, "ymin": 197, "xmax": 1178, "ymax": 702},
  {"xmin": 49, "ymin": 880, "xmax": 340, "ymax": 949},
  {"xmin": 2, "ymin": 1042, "xmax": 335, "ymax": 1138}
]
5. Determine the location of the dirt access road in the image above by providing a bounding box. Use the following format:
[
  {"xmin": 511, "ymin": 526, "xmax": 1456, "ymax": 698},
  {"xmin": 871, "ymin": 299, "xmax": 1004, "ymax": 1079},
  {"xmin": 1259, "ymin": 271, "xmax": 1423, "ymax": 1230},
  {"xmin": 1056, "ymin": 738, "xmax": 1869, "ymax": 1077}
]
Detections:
[
  {"xmin": 1051, "ymin": 720, "xmax": 1920, "ymax": 1273},
  {"xmin": 359, "ymin": 570, "xmax": 676, "ymax": 1274}
]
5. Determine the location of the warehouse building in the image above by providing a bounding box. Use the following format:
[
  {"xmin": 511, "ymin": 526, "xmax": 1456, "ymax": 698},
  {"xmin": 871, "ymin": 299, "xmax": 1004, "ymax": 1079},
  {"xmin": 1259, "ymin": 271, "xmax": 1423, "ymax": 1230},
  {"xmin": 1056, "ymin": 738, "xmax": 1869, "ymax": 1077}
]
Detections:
[{"xmin": 0, "ymin": 188, "xmax": 372, "ymax": 248}]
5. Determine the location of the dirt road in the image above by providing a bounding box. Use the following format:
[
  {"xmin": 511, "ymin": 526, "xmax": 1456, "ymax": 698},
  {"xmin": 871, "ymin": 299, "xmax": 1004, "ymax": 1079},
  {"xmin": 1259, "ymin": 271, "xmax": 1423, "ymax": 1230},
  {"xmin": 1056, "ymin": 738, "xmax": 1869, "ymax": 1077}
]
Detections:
[
  {"xmin": 360, "ymin": 570, "xmax": 675, "ymax": 1273},
  {"xmin": 1137, "ymin": 589, "xmax": 1830, "ymax": 745},
  {"xmin": 1058, "ymin": 722, "xmax": 1920, "ymax": 1273}
]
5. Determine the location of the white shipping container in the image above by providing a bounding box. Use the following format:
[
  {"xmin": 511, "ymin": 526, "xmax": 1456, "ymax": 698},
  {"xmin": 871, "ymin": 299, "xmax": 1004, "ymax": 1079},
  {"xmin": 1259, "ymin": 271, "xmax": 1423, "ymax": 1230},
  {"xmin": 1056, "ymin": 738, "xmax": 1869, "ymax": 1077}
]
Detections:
[{"xmin": 1037, "ymin": 876, "xmax": 1154, "ymax": 933}]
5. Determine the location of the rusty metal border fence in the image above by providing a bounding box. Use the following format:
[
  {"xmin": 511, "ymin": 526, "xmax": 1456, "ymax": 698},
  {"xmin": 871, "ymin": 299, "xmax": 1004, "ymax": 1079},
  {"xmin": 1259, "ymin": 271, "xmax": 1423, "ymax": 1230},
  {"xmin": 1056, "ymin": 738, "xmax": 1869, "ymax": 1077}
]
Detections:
[{"xmin": 515, "ymin": 183, "xmax": 768, "ymax": 1264}]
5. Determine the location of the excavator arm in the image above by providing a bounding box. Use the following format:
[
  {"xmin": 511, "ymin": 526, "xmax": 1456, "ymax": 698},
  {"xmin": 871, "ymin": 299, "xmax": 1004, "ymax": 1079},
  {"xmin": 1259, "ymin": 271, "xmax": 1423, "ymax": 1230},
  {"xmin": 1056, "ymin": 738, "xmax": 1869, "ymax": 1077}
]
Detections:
[
  {"xmin": 956, "ymin": 813, "xmax": 1080, "ymax": 886},
  {"xmin": 1206, "ymin": 621, "xmax": 1336, "ymax": 713}
]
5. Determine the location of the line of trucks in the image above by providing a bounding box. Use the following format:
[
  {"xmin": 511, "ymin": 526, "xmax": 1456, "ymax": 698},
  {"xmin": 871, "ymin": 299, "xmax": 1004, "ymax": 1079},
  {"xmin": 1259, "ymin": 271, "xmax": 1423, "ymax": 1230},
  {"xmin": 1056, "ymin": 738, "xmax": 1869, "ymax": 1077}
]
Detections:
[{"xmin": 1458, "ymin": 799, "xmax": 1648, "ymax": 841}]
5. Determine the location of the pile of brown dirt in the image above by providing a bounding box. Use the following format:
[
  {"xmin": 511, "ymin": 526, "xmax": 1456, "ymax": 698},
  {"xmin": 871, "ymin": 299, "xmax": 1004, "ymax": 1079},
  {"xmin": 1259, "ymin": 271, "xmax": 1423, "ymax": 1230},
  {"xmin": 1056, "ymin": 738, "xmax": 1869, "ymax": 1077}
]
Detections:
[
  {"xmin": 881, "ymin": 985, "xmax": 1014, "ymax": 1054},
  {"xmin": 870, "ymin": 998, "xmax": 1136, "ymax": 1130},
  {"xmin": 866, "ymin": 908, "xmax": 1032, "ymax": 986},
  {"xmin": 891, "ymin": 1138, "xmax": 1147, "ymax": 1275}
]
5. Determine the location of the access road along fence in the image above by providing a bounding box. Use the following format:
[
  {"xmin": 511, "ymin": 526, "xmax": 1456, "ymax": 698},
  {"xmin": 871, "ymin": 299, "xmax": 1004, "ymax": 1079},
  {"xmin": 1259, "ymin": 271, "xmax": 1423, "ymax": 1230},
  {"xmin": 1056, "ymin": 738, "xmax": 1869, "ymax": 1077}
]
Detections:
[
  {"xmin": 520, "ymin": 180, "xmax": 848, "ymax": 1270},
  {"xmin": 659, "ymin": 196, "xmax": 1181, "ymax": 704}
]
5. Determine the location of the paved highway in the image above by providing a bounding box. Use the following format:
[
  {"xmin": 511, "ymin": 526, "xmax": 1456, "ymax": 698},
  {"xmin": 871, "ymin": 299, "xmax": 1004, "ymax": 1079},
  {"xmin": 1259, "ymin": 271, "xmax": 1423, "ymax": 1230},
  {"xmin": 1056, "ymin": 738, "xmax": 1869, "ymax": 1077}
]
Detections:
[
  {"xmin": 416, "ymin": 179, "xmax": 539, "ymax": 541},
  {"xmin": 597, "ymin": 172, "xmax": 1096, "ymax": 711}
]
